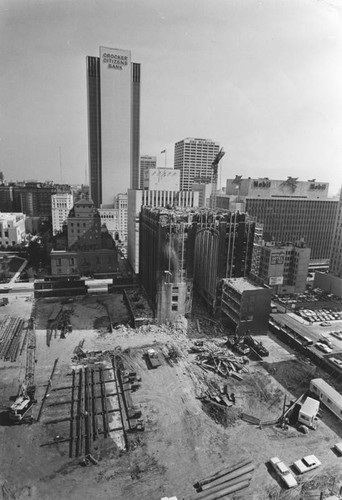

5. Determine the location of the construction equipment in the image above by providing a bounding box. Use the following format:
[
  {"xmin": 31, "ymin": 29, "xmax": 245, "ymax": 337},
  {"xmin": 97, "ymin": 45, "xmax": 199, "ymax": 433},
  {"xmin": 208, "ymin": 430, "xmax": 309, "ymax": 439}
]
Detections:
[
  {"xmin": 9, "ymin": 321, "xmax": 36, "ymax": 424},
  {"xmin": 211, "ymin": 147, "xmax": 225, "ymax": 210},
  {"xmin": 9, "ymin": 382, "xmax": 35, "ymax": 423},
  {"xmin": 146, "ymin": 348, "xmax": 161, "ymax": 369}
]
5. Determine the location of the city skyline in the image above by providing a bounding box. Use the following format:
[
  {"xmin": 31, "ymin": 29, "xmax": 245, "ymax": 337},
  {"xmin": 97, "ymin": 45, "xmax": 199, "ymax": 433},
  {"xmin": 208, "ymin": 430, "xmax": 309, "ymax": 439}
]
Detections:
[{"xmin": 1, "ymin": 0, "xmax": 342, "ymax": 196}]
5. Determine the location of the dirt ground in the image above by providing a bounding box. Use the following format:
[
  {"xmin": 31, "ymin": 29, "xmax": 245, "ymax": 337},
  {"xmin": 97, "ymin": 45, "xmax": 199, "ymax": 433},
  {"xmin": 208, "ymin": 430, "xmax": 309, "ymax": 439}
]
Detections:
[{"xmin": 1, "ymin": 292, "xmax": 342, "ymax": 500}]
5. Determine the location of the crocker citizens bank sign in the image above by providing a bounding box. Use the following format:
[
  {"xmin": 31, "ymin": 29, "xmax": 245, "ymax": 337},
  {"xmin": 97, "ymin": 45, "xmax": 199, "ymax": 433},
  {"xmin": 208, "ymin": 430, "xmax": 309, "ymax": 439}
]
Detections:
[{"xmin": 102, "ymin": 52, "xmax": 128, "ymax": 70}]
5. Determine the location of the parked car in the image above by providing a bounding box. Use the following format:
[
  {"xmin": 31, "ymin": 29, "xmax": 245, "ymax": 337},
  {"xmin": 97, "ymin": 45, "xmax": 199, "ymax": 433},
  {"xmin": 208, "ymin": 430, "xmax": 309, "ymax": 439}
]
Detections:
[
  {"xmin": 269, "ymin": 457, "xmax": 298, "ymax": 488},
  {"xmin": 329, "ymin": 357, "xmax": 342, "ymax": 368},
  {"xmin": 293, "ymin": 455, "xmax": 321, "ymax": 474},
  {"xmin": 315, "ymin": 342, "xmax": 333, "ymax": 354},
  {"xmin": 320, "ymin": 337, "xmax": 333, "ymax": 349},
  {"xmin": 331, "ymin": 331, "xmax": 342, "ymax": 341},
  {"xmin": 334, "ymin": 443, "xmax": 342, "ymax": 455}
]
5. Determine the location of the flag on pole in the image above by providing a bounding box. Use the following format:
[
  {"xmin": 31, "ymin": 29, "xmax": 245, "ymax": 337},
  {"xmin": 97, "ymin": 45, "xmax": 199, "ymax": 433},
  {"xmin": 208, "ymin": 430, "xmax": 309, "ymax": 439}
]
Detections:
[{"xmin": 161, "ymin": 149, "xmax": 166, "ymax": 154}]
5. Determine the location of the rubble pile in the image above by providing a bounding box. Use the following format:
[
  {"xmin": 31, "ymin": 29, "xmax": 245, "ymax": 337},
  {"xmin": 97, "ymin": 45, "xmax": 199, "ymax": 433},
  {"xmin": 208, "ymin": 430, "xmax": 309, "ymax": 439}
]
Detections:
[
  {"xmin": 201, "ymin": 398, "xmax": 241, "ymax": 427},
  {"xmin": 191, "ymin": 342, "xmax": 249, "ymax": 379}
]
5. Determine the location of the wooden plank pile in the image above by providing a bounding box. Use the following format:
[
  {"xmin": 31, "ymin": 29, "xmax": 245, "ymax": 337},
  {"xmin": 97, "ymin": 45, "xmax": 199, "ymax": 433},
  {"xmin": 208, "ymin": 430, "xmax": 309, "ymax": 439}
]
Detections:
[
  {"xmin": 193, "ymin": 345, "xmax": 249, "ymax": 379},
  {"xmin": 191, "ymin": 458, "xmax": 254, "ymax": 499}
]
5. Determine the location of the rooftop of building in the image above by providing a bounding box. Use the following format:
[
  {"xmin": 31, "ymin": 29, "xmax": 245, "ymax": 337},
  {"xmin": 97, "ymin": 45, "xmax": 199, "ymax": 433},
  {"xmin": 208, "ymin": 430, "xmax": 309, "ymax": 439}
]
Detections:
[
  {"xmin": 175, "ymin": 137, "xmax": 219, "ymax": 144},
  {"xmin": 224, "ymin": 277, "xmax": 265, "ymax": 293},
  {"xmin": 0, "ymin": 212, "xmax": 25, "ymax": 220},
  {"xmin": 74, "ymin": 198, "xmax": 94, "ymax": 206}
]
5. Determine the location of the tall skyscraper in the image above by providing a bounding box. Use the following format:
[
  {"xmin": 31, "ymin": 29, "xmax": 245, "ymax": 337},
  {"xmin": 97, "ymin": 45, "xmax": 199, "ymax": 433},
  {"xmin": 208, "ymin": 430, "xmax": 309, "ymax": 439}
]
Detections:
[
  {"xmin": 86, "ymin": 47, "xmax": 141, "ymax": 208},
  {"xmin": 174, "ymin": 138, "xmax": 220, "ymax": 191}
]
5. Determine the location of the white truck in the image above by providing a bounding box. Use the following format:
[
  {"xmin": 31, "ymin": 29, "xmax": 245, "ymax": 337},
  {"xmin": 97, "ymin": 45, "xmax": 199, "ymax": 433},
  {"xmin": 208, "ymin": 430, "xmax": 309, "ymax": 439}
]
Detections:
[{"xmin": 298, "ymin": 396, "xmax": 320, "ymax": 429}]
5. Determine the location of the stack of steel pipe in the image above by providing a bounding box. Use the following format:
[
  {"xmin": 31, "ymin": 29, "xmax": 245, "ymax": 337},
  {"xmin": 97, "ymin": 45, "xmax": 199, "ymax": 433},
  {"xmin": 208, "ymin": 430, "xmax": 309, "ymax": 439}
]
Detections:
[
  {"xmin": 0, "ymin": 318, "xmax": 23, "ymax": 361},
  {"xmin": 192, "ymin": 458, "xmax": 254, "ymax": 500},
  {"xmin": 0, "ymin": 317, "xmax": 15, "ymax": 358}
]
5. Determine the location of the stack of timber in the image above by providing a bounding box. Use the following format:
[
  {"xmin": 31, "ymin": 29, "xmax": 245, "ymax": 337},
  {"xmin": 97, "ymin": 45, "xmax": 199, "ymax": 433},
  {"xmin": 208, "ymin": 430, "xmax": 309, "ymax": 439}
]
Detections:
[
  {"xmin": 192, "ymin": 458, "xmax": 254, "ymax": 499},
  {"xmin": 193, "ymin": 348, "xmax": 249, "ymax": 380}
]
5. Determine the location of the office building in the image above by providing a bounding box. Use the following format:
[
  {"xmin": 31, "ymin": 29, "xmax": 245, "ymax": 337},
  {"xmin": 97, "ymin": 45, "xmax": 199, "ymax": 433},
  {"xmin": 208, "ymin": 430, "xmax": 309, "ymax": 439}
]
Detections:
[
  {"xmin": 220, "ymin": 278, "xmax": 272, "ymax": 335},
  {"xmin": 174, "ymin": 138, "xmax": 220, "ymax": 191},
  {"xmin": 0, "ymin": 212, "xmax": 26, "ymax": 247},
  {"xmin": 50, "ymin": 199, "xmax": 117, "ymax": 276},
  {"xmin": 329, "ymin": 189, "xmax": 342, "ymax": 278},
  {"xmin": 139, "ymin": 207, "xmax": 194, "ymax": 323},
  {"xmin": 192, "ymin": 182, "xmax": 215, "ymax": 208},
  {"xmin": 143, "ymin": 168, "xmax": 180, "ymax": 191},
  {"xmin": 140, "ymin": 155, "xmax": 157, "ymax": 189},
  {"xmin": 98, "ymin": 193, "xmax": 128, "ymax": 242},
  {"xmin": 139, "ymin": 207, "xmax": 256, "ymax": 322},
  {"xmin": 314, "ymin": 189, "xmax": 342, "ymax": 297},
  {"xmin": 219, "ymin": 177, "xmax": 338, "ymax": 266},
  {"xmin": 51, "ymin": 193, "xmax": 74, "ymax": 234},
  {"xmin": 87, "ymin": 46, "xmax": 140, "ymax": 207},
  {"xmin": 127, "ymin": 189, "xmax": 199, "ymax": 274},
  {"xmin": 192, "ymin": 211, "xmax": 256, "ymax": 313},
  {"xmin": 251, "ymin": 240, "xmax": 311, "ymax": 294}
]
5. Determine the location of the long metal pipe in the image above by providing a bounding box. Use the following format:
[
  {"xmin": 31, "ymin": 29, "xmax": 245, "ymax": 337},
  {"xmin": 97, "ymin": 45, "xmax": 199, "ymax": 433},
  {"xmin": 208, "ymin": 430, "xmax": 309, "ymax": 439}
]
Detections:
[
  {"xmin": 195, "ymin": 458, "xmax": 252, "ymax": 489},
  {"xmin": 193, "ymin": 479, "xmax": 251, "ymax": 500}
]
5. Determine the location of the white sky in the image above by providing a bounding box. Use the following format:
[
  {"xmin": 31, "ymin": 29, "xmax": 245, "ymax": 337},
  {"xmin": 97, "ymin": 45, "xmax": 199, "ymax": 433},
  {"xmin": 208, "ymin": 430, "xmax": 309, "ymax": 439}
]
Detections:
[{"xmin": 1, "ymin": 0, "xmax": 342, "ymax": 196}]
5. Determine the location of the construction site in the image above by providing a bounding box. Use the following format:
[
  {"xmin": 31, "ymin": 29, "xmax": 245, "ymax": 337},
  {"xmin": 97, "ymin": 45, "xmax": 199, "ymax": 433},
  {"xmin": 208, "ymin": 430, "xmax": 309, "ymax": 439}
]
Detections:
[{"xmin": 1, "ymin": 290, "xmax": 342, "ymax": 500}]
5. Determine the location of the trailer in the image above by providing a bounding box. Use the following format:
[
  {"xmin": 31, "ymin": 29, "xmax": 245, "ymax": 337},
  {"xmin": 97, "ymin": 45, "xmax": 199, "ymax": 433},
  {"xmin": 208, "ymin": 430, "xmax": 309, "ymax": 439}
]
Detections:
[
  {"xmin": 310, "ymin": 378, "xmax": 342, "ymax": 421},
  {"xmin": 298, "ymin": 396, "xmax": 320, "ymax": 429}
]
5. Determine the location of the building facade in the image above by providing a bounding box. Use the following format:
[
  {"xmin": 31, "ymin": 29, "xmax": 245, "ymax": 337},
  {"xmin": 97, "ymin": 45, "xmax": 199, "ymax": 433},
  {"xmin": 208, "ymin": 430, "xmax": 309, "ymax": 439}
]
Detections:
[
  {"xmin": 140, "ymin": 155, "xmax": 157, "ymax": 189},
  {"xmin": 192, "ymin": 211, "xmax": 256, "ymax": 313},
  {"xmin": 192, "ymin": 183, "xmax": 213, "ymax": 208},
  {"xmin": 251, "ymin": 240, "xmax": 311, "ymax": 294},
  {"xmin": 220, "ymin": 278, "xmax": 272, "ymax": 335},
  {"xmin": 139, "ymin": 207, "xmax": 256, "ymax": 322},
  {"xmin": 87, "ymin": 47, "xmax": 140, "ymax": 207},
  {"xmin": 0, "ymin": 212, "xmax": 26, "ymax": 247},
  {"xmin": 329, "ymin": 189, "xmax": 342, "ymax": 278},
  {"xmin": 51, "ymin": 193, "xmax": 74, "ymax": 234},
  {"xmin": 143, "ymin": 168, "xmax": 180, "ymax": 191},
  {"xmin": 314, "ymin": 189, "xmax": 342, "ymax": 298},
  {"xmin": 220, "ymin": 177, "xmax": 338, "ymax": 264},
  {"xmin": 174, "ymin": 138, "xmax": 220, "ymax": 191},
  {"xmin": 98, "ymin": 193, "xmax": 128, "ymax": 242},
  {"xmin": 127, "ymin": 189, "xmax": 199, "ymax": 274},
  {"xmin": 50, "ymin": 199, "xmax": 117, "ymax": 276},
  {"xmin": 139, "ymin": 207, "xmax": 194, "ymax": 323}
]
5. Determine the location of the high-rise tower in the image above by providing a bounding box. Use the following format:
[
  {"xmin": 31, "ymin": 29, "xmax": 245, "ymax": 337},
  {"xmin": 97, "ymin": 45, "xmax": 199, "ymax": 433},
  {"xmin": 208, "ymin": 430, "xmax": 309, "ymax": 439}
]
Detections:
[
  {"xmin": 86, "ymin": 47, "xmax": 141, "ymax": 208},
  {"xmin": 174, "ymin": 138, "xmax": 220, "ymax": 191}
]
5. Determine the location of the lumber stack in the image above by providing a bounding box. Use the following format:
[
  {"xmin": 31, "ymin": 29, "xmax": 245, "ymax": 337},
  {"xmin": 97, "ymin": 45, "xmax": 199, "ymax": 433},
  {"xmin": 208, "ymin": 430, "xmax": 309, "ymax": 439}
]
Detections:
[{"xmin": 192, "ymin": 458, "xmax": 254, "ymax": 499}]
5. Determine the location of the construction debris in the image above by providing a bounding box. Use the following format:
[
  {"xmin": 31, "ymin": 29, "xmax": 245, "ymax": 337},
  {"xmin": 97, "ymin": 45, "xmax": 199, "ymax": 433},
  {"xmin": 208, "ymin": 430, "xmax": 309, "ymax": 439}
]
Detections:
[{"xmin": 192, "ymin": 343, "xmax": 249, "ymax": 379}]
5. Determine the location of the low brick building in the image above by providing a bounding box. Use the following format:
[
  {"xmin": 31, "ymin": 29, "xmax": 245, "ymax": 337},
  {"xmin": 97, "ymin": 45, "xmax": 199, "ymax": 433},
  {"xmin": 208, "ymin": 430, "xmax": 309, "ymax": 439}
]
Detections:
[{"xmin": 50, "ymin": 199, "xmax": 117, "ymax": 276}]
